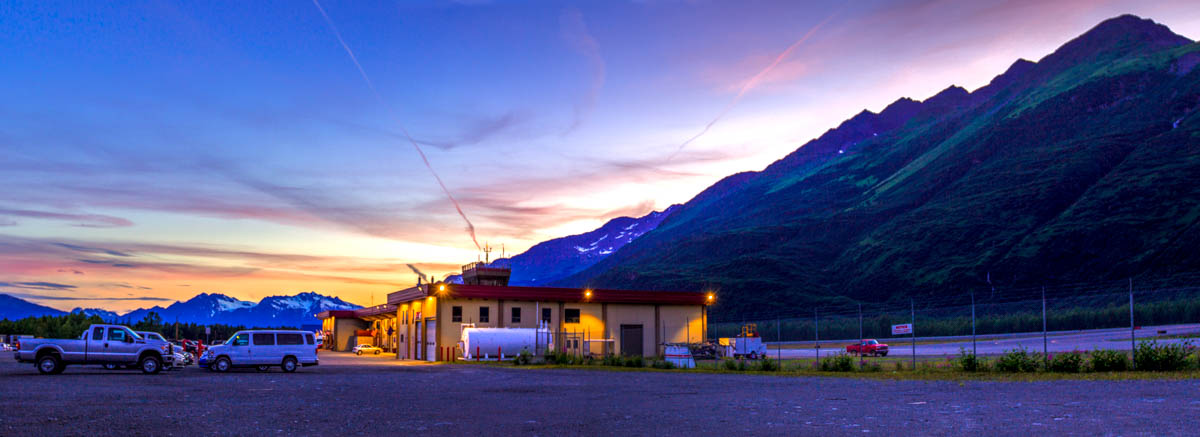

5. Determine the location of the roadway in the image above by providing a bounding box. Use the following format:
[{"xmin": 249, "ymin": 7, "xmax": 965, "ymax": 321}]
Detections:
[{"xmin": 768, "ymin": 323, "xmax": 1200, "ymax": 358}]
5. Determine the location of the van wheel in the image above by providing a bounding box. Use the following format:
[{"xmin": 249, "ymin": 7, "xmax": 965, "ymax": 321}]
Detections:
[
  {"xmin": 37, "ymin": 355, "xmax": 62, "ymax": 375},
  {"xmin": 256, "ymin": 365, "xmax": 270, "ymax": 372},
  {"xmin": 214, "ymin": 356, "xmax": 232, "ymax": 373},
  {"xmin": 140, "ymin": 355, "xmax": 162, "ymax": 374},
  {"xmin": 281, "ymin": 357, "xmax": 298, "ymax": 373}
]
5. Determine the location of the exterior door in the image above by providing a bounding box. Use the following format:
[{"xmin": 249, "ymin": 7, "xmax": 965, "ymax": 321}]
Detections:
[
  {"xmin": 620, "ymin": 325, "xmax": 643, "ymax": 357},
  {"xmin": 425, "ymin": 319, "xmax": 437, "ymax": 362}
]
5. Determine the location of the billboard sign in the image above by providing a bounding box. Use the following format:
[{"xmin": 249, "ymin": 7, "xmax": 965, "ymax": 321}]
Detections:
[{"xmin": 891, "ymin": 323, "xmax": 913, "ymax": 335}]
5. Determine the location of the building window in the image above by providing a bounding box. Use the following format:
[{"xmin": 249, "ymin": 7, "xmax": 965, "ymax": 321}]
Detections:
[
  {"xmin": 479, "ymin": 306, "xmax": 490, "ymax": 323},
  {"xmin": 511, "ymin": 307, "xmax": 521, "ymax": 324},
  {"xmin": 541, "ymin": 308, "xmax": 552, "ymax": 324},
  {"xmin": 452, "ymin": 306, "xmax": 462, "ymax": 323},
  {"xmin": 565, "ymin": 308, "xmax": 580, "ymax": 324}
]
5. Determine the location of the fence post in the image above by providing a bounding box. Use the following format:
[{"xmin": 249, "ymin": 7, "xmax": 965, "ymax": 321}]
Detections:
[
  {"xmin": 1042, "ymin": 286, "xmax": 1048, "ymax": 367},
  {"xmin": 971, "ymin": 290, "xmax": 976, "ymax": 357},
  {"xmin": 813, "ymin": 308, "xmax": 820, "ymax": 369},
  {"xmin": 1129, "ymin": 278, "xmax": 1135, "ymax": 370},
  {"xmin": 858, "ymin": 303, "xmax": 864, "ymax": 368},
  {"xmin": 910, "ymin": 298, "xmax": 915, "ymax": 371},
  {"xmin": 776, "ymin": 317, "xmax": 781, "ymax": 369}
]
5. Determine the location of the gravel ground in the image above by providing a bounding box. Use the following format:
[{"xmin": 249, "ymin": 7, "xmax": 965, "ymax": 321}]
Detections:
[{"xmin": 1, "ymin": 352, "xmax": 1196, "ymax": 436}]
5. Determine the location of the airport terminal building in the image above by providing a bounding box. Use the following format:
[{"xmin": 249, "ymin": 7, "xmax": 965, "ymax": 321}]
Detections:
[{"xmin": 319, "ymin": 262, "xmax": 711, "ymax": 361}]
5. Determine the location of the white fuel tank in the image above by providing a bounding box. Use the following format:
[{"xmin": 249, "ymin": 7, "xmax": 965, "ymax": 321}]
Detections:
[{"xmin": 462, "ymin": 327, "xmax": 550, "ymax": 359}]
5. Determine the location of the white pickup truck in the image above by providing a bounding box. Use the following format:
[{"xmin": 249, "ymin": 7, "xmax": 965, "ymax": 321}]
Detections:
[{"xmin": 14, "ymin": 324, "xmax": 175, "ymax": 374}]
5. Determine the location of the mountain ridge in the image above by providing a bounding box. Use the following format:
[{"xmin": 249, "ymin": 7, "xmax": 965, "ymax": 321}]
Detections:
[{"xmin": 554, "ymin": 15, "xmax": 1200, "ymax": 318}]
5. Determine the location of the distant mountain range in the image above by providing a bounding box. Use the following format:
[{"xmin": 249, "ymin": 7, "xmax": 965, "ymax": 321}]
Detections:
[
  {"xmin": 555, "ymin": 15, "xmax": 1200, "ymax": 317},
  {"xmin": 0, "ymin": 292, "xmax": 360, "ymax": 327},
  {"xmin": 447, "ymin": 205, "xmax": 680, "ymax": 285}
]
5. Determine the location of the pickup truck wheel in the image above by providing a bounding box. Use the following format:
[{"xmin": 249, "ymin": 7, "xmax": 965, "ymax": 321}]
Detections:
[
  {"xmin": 256, "ymin": 365, "xmax": 270, "ymax": 372},
  {"xmin": 37, "ymin": 355, "xmax": 62, "ymax": 375},
  {"xmin": 881, "ymin": 352, "xmax": 888, "ymax": 357},
  {"xmin": 214, "ymin": 357, "xmax": 232, "ymax": 373},
  {"xmin": 103, "ymin": 363, "xmax": 120, "ymax": 370},
  {"xmin": 140, "ymin": 355, "xmax": 162, "ymax": 374},
  {"xmin": 281, "ymin": 357, "xmax": 298, "ymax": 373}
]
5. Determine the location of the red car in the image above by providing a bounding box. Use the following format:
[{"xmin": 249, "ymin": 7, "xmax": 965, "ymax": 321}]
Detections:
[{"xmin": 846, "ymin": 339, "xmax": 889, "ymax": 357}]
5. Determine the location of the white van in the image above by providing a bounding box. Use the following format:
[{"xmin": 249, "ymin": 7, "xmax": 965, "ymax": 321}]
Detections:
[{"xmin": 202, "ymin": 330, "xmax": 318, "ymax": 373}]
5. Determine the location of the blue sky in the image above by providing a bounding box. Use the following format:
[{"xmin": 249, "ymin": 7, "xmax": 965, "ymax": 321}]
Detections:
[{"xmin": 2, "ymin": 0, "xmax": 1198, "ymax": 311}]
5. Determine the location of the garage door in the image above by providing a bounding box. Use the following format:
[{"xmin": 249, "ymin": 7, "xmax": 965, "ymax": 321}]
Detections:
[{"xmin": 620, "ymin": 324, "xmax": 643, "ymax": 357}]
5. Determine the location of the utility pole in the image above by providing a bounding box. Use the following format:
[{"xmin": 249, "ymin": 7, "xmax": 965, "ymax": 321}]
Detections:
[
  {"xmin": 971, "ymin": 290, "xmax": 976, "ymax": 357},
  {"xmin": 814, "ymin": 308, "xmax": 820, "ymax": 368},
  {"xmin": 1130, "ymin": 278, "xmax": 1136, "ymax": 370},
  {"xmin": 776, "ymin": 317, "xmax": 781, "ymax": 368},
  {"xmin": 910, "ymin": 298, "xmax": 916, "ymax": 371},
  {"xmin": 858, "ymin": 303, "xmax": 864, "ymax": 367},
  {"xmin": 1042, "ymin": 286, "xmax": 1048, "ymax": 367}
]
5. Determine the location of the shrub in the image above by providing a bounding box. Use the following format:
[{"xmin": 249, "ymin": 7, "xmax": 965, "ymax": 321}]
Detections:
[
  {"xmin": 957, "ymin": 348, "xmax": 984, "ymax": 372},
  {"xmin": 623, "ymin": 355, "xmax": 645, "ymax": 368},
  {"xmin": 820, "ymin": 354, "xmax": 855, "ymax": 372},
  {"xmin": 721, "ymin": 358, "xmax": 740, "ymax": 371},
  {"xmin": 1135, "ymin": 340, "xmax": 1194, "ymax": 371},
  {"xmin": 892, "ymin": 361, "xmax": 904, "ymax": 372},
  {"xmin": 602, "ymin": 355, "xmax": 624, "ymax": 367},
  {"xmin": 514, "ymin": 349, "xmax": 533, "ymax": 366},
  {"xmin": 994, "ymin": 348, "xmax": 1041, "ymax": 373},
  {"xmin": 755, "ymin": 357, "xmax": 779, "ymax": 372},
  {"xmin": 860, "ymin": 361, "xmax": 882, "ymax": 372},
  {"xmin": 1090, "ymin": 349, "xmax": 1129, "ymax": 372},
  {"xmin": 651, "ymin": 359, "xmax": 676, "ymax": 369},
  {"xmin": 1048, "ymin": 352, "xmax": 1084, "ymax": 373}
]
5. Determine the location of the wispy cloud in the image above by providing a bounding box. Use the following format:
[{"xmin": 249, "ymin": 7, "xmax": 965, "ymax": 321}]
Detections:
[
  {"xmin": 0, "ymin": 207, "xmax": 133, "ymax": 228},
  {"xmin": 0, "ymin": 281, "xmax": 77, "ymax": 290},
  {"xmin": 560, "ymin": 7, "xmax": 606, "ymax": 134},
  {"xmin": 5, "ymin": 292, "xmax": 172, "ymax": 302}
]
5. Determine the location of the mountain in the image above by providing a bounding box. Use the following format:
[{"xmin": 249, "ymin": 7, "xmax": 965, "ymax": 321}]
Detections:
[
  {"xmin": 447, "ymin": 205, "xmax": 680, "ymax": 285},
  {"xmin": 71, "ymin": 307, "xmax": 119, "ymax": 321},
  {"xmin": 557, "ymin": 15, "xmax": 1200, "ymax": 318},
  {"xmin": 0, "ymin": 294, "xmax": 67, "ymax": 320},
  {"xmin": 120, "ymin": 292, "xmax": 360, "ymax": 327}
]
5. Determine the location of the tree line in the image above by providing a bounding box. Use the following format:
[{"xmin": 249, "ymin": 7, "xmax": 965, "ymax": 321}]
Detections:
[{"xmin": 0, "ymin": 312, "xmax": 296, "ymax": 343}]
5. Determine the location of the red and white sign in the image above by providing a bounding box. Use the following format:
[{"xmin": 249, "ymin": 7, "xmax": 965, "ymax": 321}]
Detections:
[{"xmin": 891, "ymin": 323, "xmax": 913, "ymax": 335}]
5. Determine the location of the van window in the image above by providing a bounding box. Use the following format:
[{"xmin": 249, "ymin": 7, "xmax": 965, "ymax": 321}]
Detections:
[
  {"xmin": 92, "ymin": 327, "xmax": 104, "ymax": 341},
  {"xmin": 107, "ymin": 328, "xmax": 127, "ymax": 342},
  {"xmin": 304, "ymin": 333, "xmax": 314, "ymax": 345},
  {"xmin": 231, "ymin": 333, "xmax": 249, "ymax": 346},
  {"xmin": 277, "ymin": 333, "xmax": 303, "ymax": 345},
  {"xmin": 252, "ymin": 333, "xmax": 276, "ymax": 346}
]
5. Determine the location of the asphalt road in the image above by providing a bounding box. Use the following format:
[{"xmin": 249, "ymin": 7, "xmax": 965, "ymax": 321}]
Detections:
[
  {"xmin": 1, "ymin": 352, "xmax": 1196, "ymax": 435},
  {"xmin": 773, "ymin": 323, "xmax": 1200, "ymax": 358}
]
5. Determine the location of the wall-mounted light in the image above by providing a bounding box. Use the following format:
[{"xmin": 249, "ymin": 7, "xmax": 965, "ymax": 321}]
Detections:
[{"xmin": 584, "ymin": 289, "xmax": 593, "ymax": 300}]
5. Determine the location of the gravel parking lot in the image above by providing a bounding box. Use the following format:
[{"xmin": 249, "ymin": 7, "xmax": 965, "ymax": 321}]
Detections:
[{"xmin": 1, "ymin": 352, "xmax": 1195, "ymax": 436}]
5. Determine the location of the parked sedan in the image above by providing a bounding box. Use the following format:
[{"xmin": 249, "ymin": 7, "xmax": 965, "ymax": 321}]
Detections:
[{"xmin": 353, "ymin": 344, "xmax": 383, "ymax": 356}]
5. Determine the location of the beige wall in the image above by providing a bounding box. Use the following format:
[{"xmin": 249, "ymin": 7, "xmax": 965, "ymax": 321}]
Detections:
[
  {"xmin": 391, "ymin": 295, "xmax": 703, "ymax": 360},
  {"xmin": 659, "ymin": 305, "xmax": 705, "ymax": 344},
  {"xmin": 333, "ymin": 318, "xmax": 367, "ymax": 352},
  {"xmin": 605, "ymin": 304, "xmax": 657, "ymax": 357}
]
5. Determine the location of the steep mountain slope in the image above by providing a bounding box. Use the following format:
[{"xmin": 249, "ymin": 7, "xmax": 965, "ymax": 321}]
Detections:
[
  {"xmin": 558, "ymin": 15, "xmax": 1200, "ymax": 318},
  {"xmin": 121, "ymin": 292, "xmax": 359, "ymax": 327},
  {"xmin": 71, "ymin": 308, "xmax": 119, "ymax": 321},
  {"xmin": 449, "ymin": 205, "xmax": 680, "ymax": 285},
  {"xmin": 0, "ymin": 294, "xmax": 66, "ymax": 320}
]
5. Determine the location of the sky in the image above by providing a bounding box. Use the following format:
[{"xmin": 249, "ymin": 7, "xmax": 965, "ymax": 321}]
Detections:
[{"xmin": 2, "ymin": 0, "xmax": 1199, "ymax": 313}]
